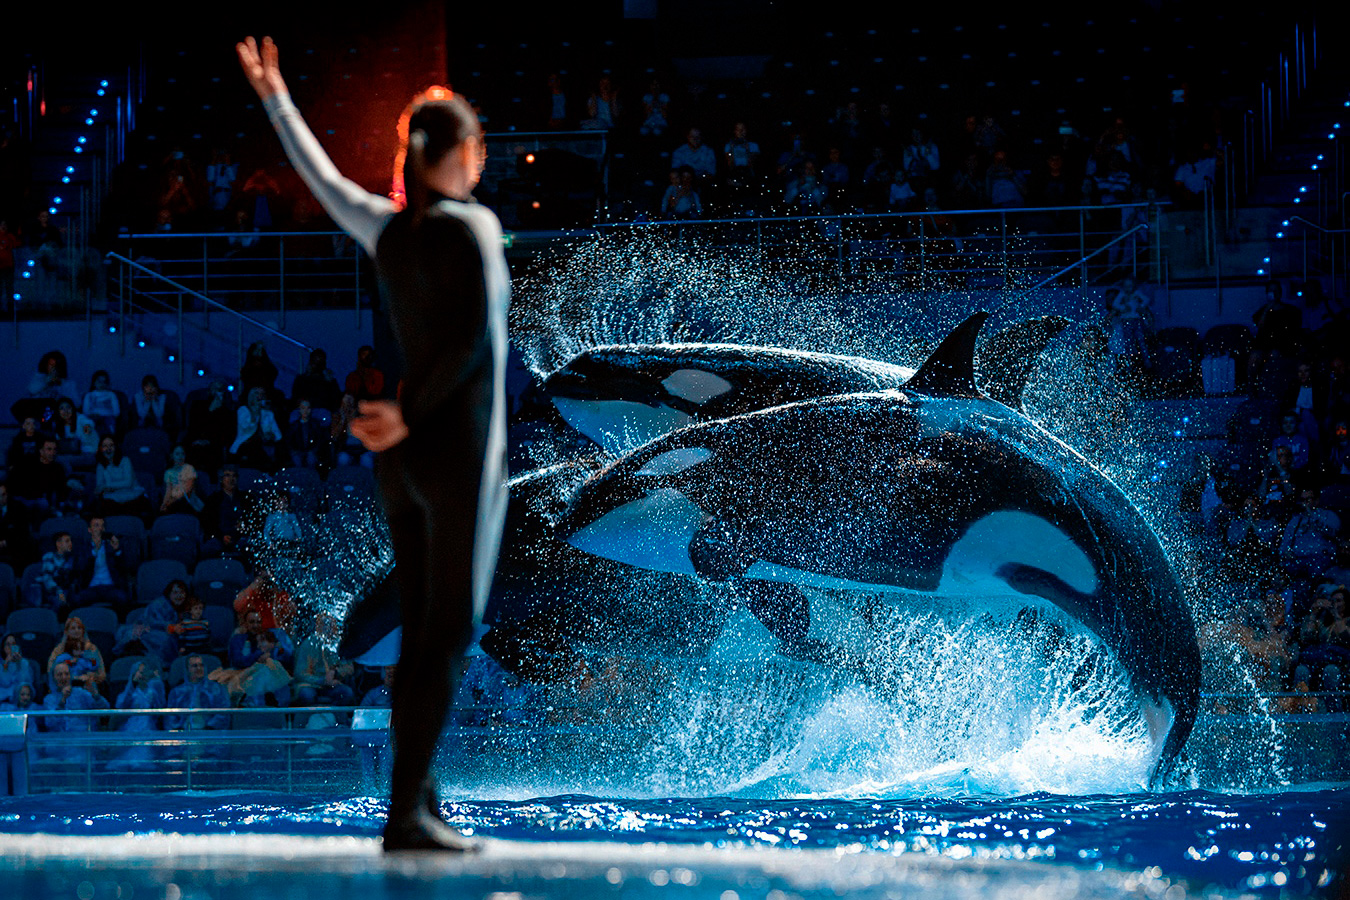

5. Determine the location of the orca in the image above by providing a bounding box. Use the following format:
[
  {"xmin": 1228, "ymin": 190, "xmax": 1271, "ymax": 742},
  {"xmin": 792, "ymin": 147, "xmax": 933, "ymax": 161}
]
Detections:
[
  {"xmin": 540, "ymin": 317, "xmax": 1067, "ymax": 453},
  {"xmin": 556, "ymin": 313, "xmax": 1200, "ymax": 787}
]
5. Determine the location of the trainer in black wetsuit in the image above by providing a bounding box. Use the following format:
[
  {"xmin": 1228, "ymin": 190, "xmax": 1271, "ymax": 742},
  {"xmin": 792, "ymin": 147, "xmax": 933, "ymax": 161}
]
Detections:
[{"xmin": 240, "ymin": 36, "xmax": 509, "ymax": 852}]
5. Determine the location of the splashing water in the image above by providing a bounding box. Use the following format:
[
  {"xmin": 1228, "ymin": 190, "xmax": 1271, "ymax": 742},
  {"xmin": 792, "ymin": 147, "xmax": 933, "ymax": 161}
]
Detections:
[{"xmin": 251, "ymin": 226, "xmax": 1294, "ymax": 798}]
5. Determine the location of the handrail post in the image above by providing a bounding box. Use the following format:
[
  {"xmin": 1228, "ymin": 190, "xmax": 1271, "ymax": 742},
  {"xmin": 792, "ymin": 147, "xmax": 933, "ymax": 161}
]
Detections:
[
  {"xmin": 1078, "ymin": 209, "xmax": 1086, "ymax": 286},
  {"xmin": 354, "ymin": 246, "xmax": 361, "ymax": 329},
  {"xmin": 999, "ymin": 211, "xmax": 1008, "ymax": 286},
  {"xmin": 119, "ymin": 259, "xmax": 127, "ymax": 356},
  {"xmin": 1203, "ymin": 179, "xmax": 1213, "ymax": 267},
  {"xmin": 177, "ymin": 291, "xmax": 185, "ymax": 385},
  {"xmin": 919, "ymin": 217, "xmax": 926, "ymax": 287},
  {"xmin": 278, "ymin": 235, "xmax": 286, "ymax": 330}
]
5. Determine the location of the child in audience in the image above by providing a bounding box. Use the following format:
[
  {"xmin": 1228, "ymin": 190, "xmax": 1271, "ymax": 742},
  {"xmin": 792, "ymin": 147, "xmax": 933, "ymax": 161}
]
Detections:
[{"xmin": 169, "ymin": 598, "xmax": 213, "ymax": 656}]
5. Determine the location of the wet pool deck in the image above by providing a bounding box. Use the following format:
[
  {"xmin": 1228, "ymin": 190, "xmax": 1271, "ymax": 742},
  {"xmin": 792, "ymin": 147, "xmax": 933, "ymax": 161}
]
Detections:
[{"xmin": 0, "ymin": 832, "xmax": 1236, "ymax": 900}]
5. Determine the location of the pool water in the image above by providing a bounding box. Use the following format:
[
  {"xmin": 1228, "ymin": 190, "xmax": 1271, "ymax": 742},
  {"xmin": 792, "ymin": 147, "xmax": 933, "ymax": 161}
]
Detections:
[{"xmin": 0, "ymin": 787, "xmax": 1344, "ymax": 898}]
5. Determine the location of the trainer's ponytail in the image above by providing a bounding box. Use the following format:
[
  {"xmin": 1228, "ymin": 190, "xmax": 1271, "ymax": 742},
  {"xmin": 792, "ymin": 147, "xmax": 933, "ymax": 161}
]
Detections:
[
  {"xmin": 392, "ymin": 86, "xmax": 482, "ymax": 213},
  {"xmin": 406, "ymin": 129, "xmax": 429, "ymax": 226}
]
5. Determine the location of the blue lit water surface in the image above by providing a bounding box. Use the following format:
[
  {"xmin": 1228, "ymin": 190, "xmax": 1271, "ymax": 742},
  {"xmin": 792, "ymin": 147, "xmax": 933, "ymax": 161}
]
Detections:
[{"xmin": 0, "ymin": 787, "xmax": 1345, "ymax": 895}]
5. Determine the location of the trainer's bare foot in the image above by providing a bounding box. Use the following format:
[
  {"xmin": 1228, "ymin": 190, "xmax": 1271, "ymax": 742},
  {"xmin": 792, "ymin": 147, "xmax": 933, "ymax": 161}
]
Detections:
[{"xmin": 382, "ymin": 810, "xmax": 480, "ymax": 853}]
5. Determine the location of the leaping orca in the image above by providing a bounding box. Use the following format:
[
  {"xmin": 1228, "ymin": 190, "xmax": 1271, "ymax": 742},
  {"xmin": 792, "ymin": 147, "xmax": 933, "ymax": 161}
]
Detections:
[
  {"xmin": 556, "ymin": 313, "xmax": 1200, "ymax": 787},
  {"xmin": 541, "ymin": 316, "xmax": 1068, "ymax": 453}
]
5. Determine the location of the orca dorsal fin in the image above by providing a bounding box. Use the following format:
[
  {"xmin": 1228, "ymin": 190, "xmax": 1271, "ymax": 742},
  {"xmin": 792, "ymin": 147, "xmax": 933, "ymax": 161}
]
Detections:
[
  {"xmin": 979, "ymin": 315, "xmax": 1070, "ymax": 410},
  {"xmin": 904, "ymin": 311, "xmax": 988, "ymax": 397}
]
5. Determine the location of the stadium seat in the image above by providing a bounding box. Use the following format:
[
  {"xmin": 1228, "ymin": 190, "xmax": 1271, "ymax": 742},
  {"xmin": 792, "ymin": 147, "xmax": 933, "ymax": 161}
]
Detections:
[
  {"xmin": 6, "ymin": 607, "xmax": 60, "ymax": 639},
  {"xmin": 149, "ymin": 514, "xmax": 201, "ymax": 567},
  {"xmin": 107, "ymin": 654, "xmax": 156, "ymax": 697},
  {"xmin": 326, "ymin": 466, "xmax": 376, "ymax": 508},
  {"xmin": 236, "ymin": 468, "xmax": 274, "ymax": 492},
  {"xmin": 16, "ymin": 563, "xmax": 45, "ymax": 612},
  {"xmin": 37, "ymin": 516, "xmax": 90, "ymax": 555},
  {"xmin": 123, "ymin": 427, "xmax": 172, "ymax": 475},
  {"xmin": 68, "ymin": 606, "xmax": 118, "ymax": 637},
  {"xmin": 192, "ymin": 558, "xmax": 249, "ymax": 609},
  {"xmin": 201, "ymin": 605, "xmax": 236, "ymax": 652},
  {"xmin": 135, "ymin": 559, "xmax": 191, "ymax": 606},
  {"xmin": 0, "ymin": 563, "xmax": 15, "ymax": 618},
  {"xmin": 6, "ymin": 606, "xmax": 60, "ymax": 665},
  {"xmin": 103, "ymin": 515, "xmax": 148, "ymax": 563},
  {"xmin": 167, "ymin": 652, "xmax": 222, "ymax": 686},
  {"xmin": 275, "ymin": 467, "xmax": 323, "ymax": 517},
  {"xmin": 1150, "ymin": 327, "xmax": 1201, "ymax": 398}
]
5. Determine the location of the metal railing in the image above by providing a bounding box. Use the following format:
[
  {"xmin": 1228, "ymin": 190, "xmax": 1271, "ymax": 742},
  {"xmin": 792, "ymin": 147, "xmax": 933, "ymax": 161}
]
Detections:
[
  {"xmin": 1, "ymin": 704, "xmax": 643, "ymax": 795},
  {"xmin": 115, "ymin": 231, "xmax": 366, "ymax": 328},
  {"xmin": 595, "ymin": 202, "xmax": 1165, "ymax": 291},
  {"xmin": 104, "ymin": 251, "xmax": 315, "ymax": 385},
  {"xmin": 1287, "ymin": 216, "xmax": 1348, "ymax": 307}
]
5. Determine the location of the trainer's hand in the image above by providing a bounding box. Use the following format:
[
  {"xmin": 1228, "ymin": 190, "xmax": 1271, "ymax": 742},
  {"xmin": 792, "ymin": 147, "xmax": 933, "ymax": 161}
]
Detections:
[
  {"xmin": 350, "ymin": 400, "xmax": 409, "ymax": 453},
  {"xmin": 236, "ymin": 36, "xmax": 288, "ymax": 100}
]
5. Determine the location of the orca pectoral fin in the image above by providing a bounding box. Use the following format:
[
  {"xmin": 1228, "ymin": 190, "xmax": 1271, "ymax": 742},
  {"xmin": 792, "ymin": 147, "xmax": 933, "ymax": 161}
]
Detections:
[{"xmin": 994, "ymin": 562, "xmax": 1103, "ymax": 635}]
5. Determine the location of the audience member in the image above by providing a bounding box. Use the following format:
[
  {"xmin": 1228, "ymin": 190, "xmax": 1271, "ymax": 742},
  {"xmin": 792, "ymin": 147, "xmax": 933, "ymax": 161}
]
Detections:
[
  {"xmin": 200, "ymin": 464, "xmax": 246, "ymax": 556},
  {"xmin": 80, "ymin": 371, "xmax": 121, "ymax": 437},
  {"xmin": 166, "ymin": 597, "xmax": 212, "ymax": 657},
  {"xmin": 93, "ymin": 435, "xmax": 148, "ymax": 518},
  {"xmin": 581, "ymin": 75, "xmax": 619, "ymax": 131},
  {"xmin": 72, "ymin": 516, "xmax": 131, "ymax": 612},
  {"xmin": 184, "ymin": 379, "xmax": 236, "ymax": 471},
  {"xmin": 232, "ymin": 569, "xmax": 296, "ymax": 634},
  {"xmin": 10, "ymin": 436, "xmax": 74, "ymax": 519},
  {"xmin": 240, "ymin": 341, "xmax": 280, "ymax": 402},
  {"xmin": 229, "ymin": 386, "xmax": 283, "ymax": 471},
  {"xmin": 672, "ymin": 128, "xmax": 716, "ymax": 182},
  {"xmin": 331, "ymin": 394, "xmax": 375, "ymax": 468},
  {"xmin": 292, "ymin": 615, "xmax": 356, "ymax": 706},
  {"xmin": 360, "ymin": 664, "xmax": 396, "ymax": 707},
  {"xmin": 660, "ymin": 167, "xmax": 703, "ymax": 219},
  {"xmin": 27, "ymin": 350, "xmax": 71, "ymax": 401},
  {"xmin": 1280, "ymin": 488, "xmax": 1342, "ymax": 576},
  {"xmin": 112, "ymin": 660, "xmax": 165, "ymax": 766},
  {"xmin": 785, "ymin": 160, "xmax": 827, "ymax": 213},
  {"xmin": 286, "ymin": 399, "xmax": 329, "ymax": 469},
  {"xmin": 6, "ymin": 417, "xmax": 45, "ymax": 470},
  {"xmin": 166, "ymin": 654, "xmax": 230, "ymax": 730},
  {"xmin": 221, "ymin": 612, "xmax": 292, "ymax": 706},
  {"xmin": 30, "ymin": 531, "xmax": 76, "ymax": 613},
  {"xmin": 1271, "ymin": 413, "xmax": 1312, "ymax": 473},
  {"xmin": 638, "ymin": 79, "xmax": 669, "ymax": 137},
  {"xmin": 343, "ymin": 346, "xmax": 385, "ymax": 402},
  {"xmin": 41, "ymin": 661, "xmax": 100, "ymax": 752},
  {"xmin": 901, "ymin": 128, "xmax": 940, "ymax": 193},
  {"xmin": 52, "ymin": 399, "xmax": 98, "ymax": 457},
  {"xmin": 113, "ymin": 579, "xmax": 191, "ymax": 669},
  {"xmin": 0, "ymin": 633, "xmax": 38, "ymax": 705},
  {"xmin": 45, "ymin": 616, "xmax": 107, "ymax": 689},
  {"xmin": 290, "ymin": 349, "xmax": 341, "ymax": 412},
  {"xmin": 130, "ymin": 374, "xmax": 178, "ymax": 434},
  {"xmin": 160, "ymin": 463, "xmax": 205, "ymax": 516}
]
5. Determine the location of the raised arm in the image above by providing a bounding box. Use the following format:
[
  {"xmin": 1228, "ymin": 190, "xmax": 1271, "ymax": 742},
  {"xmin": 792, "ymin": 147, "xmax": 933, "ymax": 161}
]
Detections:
[{"xmin": 237, "ymin": 36, "xmax": 395, "ymax": 256}]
